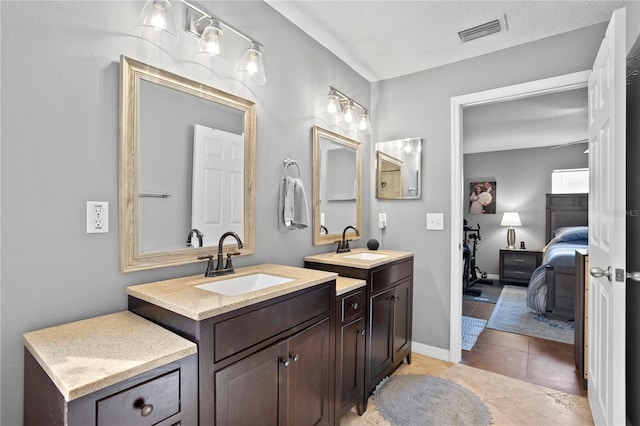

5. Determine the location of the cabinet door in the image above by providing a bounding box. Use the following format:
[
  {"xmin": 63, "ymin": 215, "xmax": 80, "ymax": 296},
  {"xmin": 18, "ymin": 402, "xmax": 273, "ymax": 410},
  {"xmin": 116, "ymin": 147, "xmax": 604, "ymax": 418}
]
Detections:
[
  {"xmin": 368, "ymin": 287, "xmax": 394, "ymax": 382},
  {"xmin": 392, "ymin": 279, "xmax": 412, "ymax": 359},
  {"xmin": 215, "ymin": 341, "xmax": 287, "ymax": 426},
  {"xmin": 288, "ymin": 318, "xmax": 331, "ymax": 426},
  {"xmin": 338, "ymin": 317, "xmax": 365, "ymax": 411}
]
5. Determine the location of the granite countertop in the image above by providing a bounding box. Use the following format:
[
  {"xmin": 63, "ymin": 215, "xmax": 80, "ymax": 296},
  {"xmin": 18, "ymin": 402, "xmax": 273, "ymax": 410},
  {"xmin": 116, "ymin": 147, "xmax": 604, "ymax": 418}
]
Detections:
[
  {"xmin": 23, "ymin": 311, "xmax": 197, "ymax": 402},
  {"xmin": 126, "ymin": 263, "xmax": 338, "ymax": 321},
  {"xmin": 304, "ymin": 248, "xmax": 414, "ymax": 269},
  {"xmin": 335, "ymin": 276, "xmax": 366, "ymax": 296}
]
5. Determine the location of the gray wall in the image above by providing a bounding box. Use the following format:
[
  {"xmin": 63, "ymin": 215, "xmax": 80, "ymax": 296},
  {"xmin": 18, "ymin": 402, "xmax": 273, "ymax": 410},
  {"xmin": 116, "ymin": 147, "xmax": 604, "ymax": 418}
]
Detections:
[
  {"xmin": 370, "ymin": 22, "xmax": 607, "ymax": 350},
  {"xmin": 0, "ymin": 2, "xmax": 370, "ymax": 424},
  {"xmin": 463, "ymin": 144, "xmax": 589, "ymax": 275}
]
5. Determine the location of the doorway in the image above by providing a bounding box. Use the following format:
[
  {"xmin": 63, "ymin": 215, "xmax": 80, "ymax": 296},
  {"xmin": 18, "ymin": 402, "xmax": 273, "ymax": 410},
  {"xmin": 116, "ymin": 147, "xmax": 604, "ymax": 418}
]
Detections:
[{"xmin": 449, "ymin": 71, "xmax": 590, "ymax": 365}]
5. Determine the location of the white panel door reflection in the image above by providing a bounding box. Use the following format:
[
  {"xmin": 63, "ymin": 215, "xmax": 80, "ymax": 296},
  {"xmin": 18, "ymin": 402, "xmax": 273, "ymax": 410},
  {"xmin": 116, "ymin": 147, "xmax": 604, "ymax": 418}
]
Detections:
[{"xmin": 192, "ymin": 124, "xmax": 244, "ymax": 247}]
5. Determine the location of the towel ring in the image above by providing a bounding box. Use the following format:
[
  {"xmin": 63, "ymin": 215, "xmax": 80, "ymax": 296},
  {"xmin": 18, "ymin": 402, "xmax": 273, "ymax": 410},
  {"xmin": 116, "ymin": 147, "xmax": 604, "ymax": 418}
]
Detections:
[{"xmin": 283, "ymin": 159, "xmax": 301, "ymax": 178}]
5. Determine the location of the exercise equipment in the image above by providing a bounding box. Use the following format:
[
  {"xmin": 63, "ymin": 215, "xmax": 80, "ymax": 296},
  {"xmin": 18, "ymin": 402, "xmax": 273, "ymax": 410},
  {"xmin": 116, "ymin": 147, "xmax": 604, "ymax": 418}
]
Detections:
[{"xmin": 462, "ymin": 220, "xmax": 491, "ymax": 297}]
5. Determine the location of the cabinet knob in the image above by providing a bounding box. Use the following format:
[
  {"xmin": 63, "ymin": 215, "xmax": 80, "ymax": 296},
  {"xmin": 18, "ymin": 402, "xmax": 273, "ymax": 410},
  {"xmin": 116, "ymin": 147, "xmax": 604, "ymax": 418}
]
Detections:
[
  {"xmin": 283, "ymin": 359, "xmax": 290, "ymax": 368},
  {"xmin": 351, "ymin": 302, "xmax": 359, "ymax": 310},
  {"xmin": 358, "ymin": 329, "xmax": 365, "ymax": 336},
  {"xmin": 140, "ymin": 404, "xmax": 154, "ymax": 417},
  {"xmin": 292, "ymin": 353, "xmax": 300, "ymax": 362}
]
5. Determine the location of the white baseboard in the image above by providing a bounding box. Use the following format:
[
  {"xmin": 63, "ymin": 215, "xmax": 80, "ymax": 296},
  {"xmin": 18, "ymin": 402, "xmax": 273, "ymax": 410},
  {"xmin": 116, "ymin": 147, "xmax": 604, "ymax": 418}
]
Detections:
[{"xmin": 411, "ymin": 341, "xmax": 451, "ymax": 362}]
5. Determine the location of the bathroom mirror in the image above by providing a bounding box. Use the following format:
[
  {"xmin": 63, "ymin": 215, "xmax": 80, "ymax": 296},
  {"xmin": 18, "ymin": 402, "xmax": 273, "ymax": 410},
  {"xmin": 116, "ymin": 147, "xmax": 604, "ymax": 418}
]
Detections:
[
  {"xmin": 375, "ymin": 137, "xmax": 422, "ymax": 199},
  {"xmin": 312, "ymin": 126, "xmax": 361, "ymax": 245},
  {"xmin": 120, "ymin": 56, "xmax": 256, "ymax": 272}
]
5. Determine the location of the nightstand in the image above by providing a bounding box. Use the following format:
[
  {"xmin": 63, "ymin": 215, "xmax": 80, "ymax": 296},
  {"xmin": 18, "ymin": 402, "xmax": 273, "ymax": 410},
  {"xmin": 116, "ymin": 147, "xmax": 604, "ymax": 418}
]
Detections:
[{"xmin": 499, "ymin": 249, "xmax": 542, "ymax": 286}]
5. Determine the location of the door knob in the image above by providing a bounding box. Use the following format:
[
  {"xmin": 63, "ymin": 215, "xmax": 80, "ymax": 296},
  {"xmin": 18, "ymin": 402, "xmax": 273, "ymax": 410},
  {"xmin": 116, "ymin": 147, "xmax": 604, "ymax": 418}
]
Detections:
[
  {"xmin": 628, "ymin": 271, "xmax": 640, "ymax": 282},
  {"xmin": 590, "ymin": 266, "xmax": 612, "ymax": 281}
]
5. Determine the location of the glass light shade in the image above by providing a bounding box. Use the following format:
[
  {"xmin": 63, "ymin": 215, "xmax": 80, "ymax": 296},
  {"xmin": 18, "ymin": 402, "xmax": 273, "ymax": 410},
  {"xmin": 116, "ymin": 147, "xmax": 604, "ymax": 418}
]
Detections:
[
  {"xmin": 321, "ymin": 91, "xmax": 342, "ymax": 124},
  {"xmin": 341, "ymin": 101, "xmax": 358, "ymax": 131},
  {"xmin": 235, "ymin": 42, "xmax": 266, "ymax": 86},
  {"xmin": 134, "ymin": 0, "xmax": 178, "ymax": 46},
  {"xmin": 357, "ymin": 111, "xmax": 372, "ymax": 134},
  {"xmin": 500, "ymin": 212, "xmax": 522, "ymax": 227},
  {"xmin": 194, "ymin": 20, "xmax": 230, "ymax": 72}
]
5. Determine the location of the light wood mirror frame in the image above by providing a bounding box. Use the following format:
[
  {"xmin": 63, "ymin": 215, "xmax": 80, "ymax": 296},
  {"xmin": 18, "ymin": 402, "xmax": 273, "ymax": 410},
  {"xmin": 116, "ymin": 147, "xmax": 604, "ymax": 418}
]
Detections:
[
  {"xmin": 312, "ymin": 126, "xmax": 362, "ymax": 246},
  {"xmin": 119, "ymin": 56, "xmax": 256, "ymax": 272}
]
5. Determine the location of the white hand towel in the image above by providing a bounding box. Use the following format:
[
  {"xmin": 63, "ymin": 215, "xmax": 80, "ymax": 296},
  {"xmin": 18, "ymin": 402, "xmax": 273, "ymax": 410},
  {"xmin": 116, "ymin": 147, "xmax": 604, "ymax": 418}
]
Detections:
[
  {"xmin": 278, "ymin": 177, "xmax": 309, "ymax": 230},
  {"xmin": 291, "ymin": 178, "xmax": 309, "ymax": 229}
]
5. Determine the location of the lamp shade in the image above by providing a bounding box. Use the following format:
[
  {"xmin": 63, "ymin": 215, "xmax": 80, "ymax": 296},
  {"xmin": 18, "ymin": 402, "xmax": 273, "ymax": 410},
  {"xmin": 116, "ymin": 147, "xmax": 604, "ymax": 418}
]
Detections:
[
  {"xmin": 321, "ymin": 90, "xmax": 342, "ymax": 124},
  {"xmin": 134, "ymin": 0, "xmax": 178, "ymax": 46},
  {"xmin": 235, "ymin": 42, "xmax": 266, "ymax": 86},
  {"xmin": 500, "ymin": 212, "xmax": 522, "ymax": 227},
  {"xmin": 340, "ymin": 101, "xmax": 358, "ymax": 131},
  {"xmin": 194, "ymin": 19, "xmax": 230, "ymax": 72},
  {"xmin": 357, "ymin": 110, "xmax": 372, "ymax": 134}
]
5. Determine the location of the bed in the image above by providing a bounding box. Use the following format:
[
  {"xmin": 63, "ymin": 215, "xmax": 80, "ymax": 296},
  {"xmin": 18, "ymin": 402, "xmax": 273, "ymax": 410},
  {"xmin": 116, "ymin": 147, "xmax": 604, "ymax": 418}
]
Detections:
[{"xmin": 526, "ymin": 193, "xmax": 588, "ymax": 320}]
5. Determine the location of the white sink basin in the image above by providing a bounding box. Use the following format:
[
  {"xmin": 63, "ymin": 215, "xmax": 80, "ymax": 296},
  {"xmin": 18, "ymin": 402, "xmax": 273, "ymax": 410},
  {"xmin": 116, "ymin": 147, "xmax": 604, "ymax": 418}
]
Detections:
[
  {"xmin": 343, "ymin": 252, "xmax": 389, "ymax": 261},
  {"xmin": 195, "ymin": 273, "xmax": 295, "ymax": 296}
]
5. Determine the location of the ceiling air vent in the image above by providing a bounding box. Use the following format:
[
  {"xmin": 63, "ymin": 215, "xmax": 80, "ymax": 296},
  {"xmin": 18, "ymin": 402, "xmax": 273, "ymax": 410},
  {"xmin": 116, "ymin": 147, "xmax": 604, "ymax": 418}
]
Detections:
[{"xmin": 458, "ymin": 16, "xmax": 506, "ymax": 43}]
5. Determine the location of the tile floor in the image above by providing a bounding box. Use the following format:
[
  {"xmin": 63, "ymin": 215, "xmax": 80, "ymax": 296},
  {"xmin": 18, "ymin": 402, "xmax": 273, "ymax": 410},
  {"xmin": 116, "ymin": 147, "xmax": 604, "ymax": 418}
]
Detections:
[
  {"xmin": 340, "ymin": 352, "xmax": 593, "ymax": 425},
  {"xmin": 462, "ymin": 299, "xmax": 586, "ymax": 397}
]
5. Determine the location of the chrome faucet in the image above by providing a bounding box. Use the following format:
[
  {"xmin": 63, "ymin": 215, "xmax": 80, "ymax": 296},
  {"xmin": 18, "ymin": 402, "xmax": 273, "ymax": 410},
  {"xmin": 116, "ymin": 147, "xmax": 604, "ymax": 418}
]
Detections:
[
  {"xmin": 198, "ymin": 231, "xmax": 243, "ymax": 277},
  {"xmin": 186, "ymin": 228, "xmax": 204, "ymax": 247},
  {"xmin": 336, "ymin": 226, "xmax": 359, "ymax": 253}
]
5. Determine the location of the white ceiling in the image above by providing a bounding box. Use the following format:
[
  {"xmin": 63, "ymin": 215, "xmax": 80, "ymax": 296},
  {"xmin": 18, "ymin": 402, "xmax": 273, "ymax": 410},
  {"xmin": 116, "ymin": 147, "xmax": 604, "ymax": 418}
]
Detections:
[
  {"xmin": 265, "ymin": 0, "xmax": 622, "ymax": 82},
  {"xmin": 266, "ymin": 0, "xmax": 615, "ymax": 152},
  {"xmin": 463, "ymin": 87, "xmax": 588, "ymax": 153}
]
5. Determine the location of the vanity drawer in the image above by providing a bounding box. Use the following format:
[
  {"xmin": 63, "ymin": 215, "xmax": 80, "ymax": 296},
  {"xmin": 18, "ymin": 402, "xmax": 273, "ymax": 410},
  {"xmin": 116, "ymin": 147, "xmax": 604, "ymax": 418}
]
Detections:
[
  {"xmin": 370, "ymin": 259, "xmax": 413, "ymax": 294},
  {"xmin": 97, "ymin": 369, "xmax": 180, "ymax": 426},
  {"xmin": 341, "ymin": 290, "xmax": 364, "ymax": 324},
  {"xmin": 214, "ymin": 284, "xmax": 331, "ymax": 362}
]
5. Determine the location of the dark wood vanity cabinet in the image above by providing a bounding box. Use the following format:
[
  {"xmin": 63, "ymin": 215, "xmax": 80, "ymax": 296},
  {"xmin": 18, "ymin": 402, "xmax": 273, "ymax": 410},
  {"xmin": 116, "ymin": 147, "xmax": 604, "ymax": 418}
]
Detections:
[
  {"xmin": 129, "ymin": 281, "xmax": 335, "ymax": 426},
  {"xmin": 215, "ymin": 318, "xmax": 331, "ymax": 425},
  {"xmin": 335, "ymin": 288, "xmax": 366, "ymax": 418},
  {"xmin": 367, "ymin": 271, "xmax": 412, "ymax": 399},
  {"xmin": 24, "ymin": 350, "xmax": 198, "ymax": 426},
  {"xmin": 305, "ymin": 257, "xmax": 413, "ymax": 412}
]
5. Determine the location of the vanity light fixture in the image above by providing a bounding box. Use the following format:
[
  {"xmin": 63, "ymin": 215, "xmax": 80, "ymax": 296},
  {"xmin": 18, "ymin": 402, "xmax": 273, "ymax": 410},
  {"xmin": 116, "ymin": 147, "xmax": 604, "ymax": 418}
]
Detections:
[
  {"xmin": 134, "ymin": 0, "xmax": 267, "ymax": 85},
  {"xmin": 322, "ymin": 86, "xmax": 372, "ymax": 134}
]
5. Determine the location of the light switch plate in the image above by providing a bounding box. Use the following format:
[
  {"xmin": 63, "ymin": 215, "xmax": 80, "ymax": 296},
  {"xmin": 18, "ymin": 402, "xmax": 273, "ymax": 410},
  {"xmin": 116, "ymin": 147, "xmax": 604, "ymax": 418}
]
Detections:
[{"xmin": 426, "ymin": 213, "xmax": 444, "ymax": 230}]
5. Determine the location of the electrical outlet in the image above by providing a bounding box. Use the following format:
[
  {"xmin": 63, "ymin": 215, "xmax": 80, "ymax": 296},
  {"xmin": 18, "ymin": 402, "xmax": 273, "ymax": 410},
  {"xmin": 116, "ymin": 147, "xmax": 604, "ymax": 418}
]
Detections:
[
  {"xmin": 87, "ymin": 201, "xmax": 109, "ymax": 233},
  {"xmin": 426, "ymin": 213, "xmax": 444, "ymax": 230}
]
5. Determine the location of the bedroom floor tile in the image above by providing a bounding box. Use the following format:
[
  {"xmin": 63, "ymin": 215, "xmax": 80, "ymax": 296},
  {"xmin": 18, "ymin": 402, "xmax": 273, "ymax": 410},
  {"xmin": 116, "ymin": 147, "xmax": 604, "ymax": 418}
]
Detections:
[
  {"xmin": 475, "ymin": 327, "xmax": 530, "ymax": 352},
  {"xmin": 461, "ymin": 341, "xmax": 529, "ymax": 380},
  {"xmin": 340, "ymin": 353, "xmax": 593, "ymax": 425},
  {"xmin": 461, "ymin": 300, "xmax": 587, "ymax": 397},
  {"xmin": 529, "ymin": 335, "xmax": 574, "ymax": 358},
  {"xmin": 526, "ymin": 351, "xmax": 586, "ymax": 396}
]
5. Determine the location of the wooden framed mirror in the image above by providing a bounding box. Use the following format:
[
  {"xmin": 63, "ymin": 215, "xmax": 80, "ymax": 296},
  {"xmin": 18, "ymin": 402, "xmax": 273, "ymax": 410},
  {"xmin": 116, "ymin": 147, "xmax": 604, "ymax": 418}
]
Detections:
[
  {"xmin": 312, "ymin": 126, "xmax": 361, "ymax": 245},
  {"xmin": 119, "ymin": 56, "xmax": 256, "ymax": 272}
]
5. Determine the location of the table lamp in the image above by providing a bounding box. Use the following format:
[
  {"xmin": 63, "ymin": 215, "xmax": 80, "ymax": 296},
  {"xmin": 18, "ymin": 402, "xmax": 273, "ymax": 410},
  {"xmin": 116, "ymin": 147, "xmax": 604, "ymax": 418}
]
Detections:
[{"xmin": 500, "ymin": 212, "xmax": 521, "ymax": 249}]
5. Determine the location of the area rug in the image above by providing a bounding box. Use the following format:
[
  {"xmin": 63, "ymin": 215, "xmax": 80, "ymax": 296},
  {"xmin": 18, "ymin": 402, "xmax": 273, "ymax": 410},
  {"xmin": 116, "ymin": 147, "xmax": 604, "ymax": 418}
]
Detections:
[
  {"xmin": 487, "ymin": 285, "xmax": 574, "ymax": 344},
  {"xmin": 461, "ymin": 316, "xmax": 486, "ymax": 351},
  {"xmin": 374, "ymin": 375, "xmax": 492, "ymax": 426},
  {"xmin": 463, "ymin": 281, "xmax": 503, "ymax": 304}
]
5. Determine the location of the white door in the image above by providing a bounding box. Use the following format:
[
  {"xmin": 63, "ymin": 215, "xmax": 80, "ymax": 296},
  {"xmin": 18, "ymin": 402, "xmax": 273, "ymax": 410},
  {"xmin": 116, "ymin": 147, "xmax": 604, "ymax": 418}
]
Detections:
[
  {"xmin": 587, "ymin": 7, "xmax": 626, "ymax": 425},
  {"xmin": 192, "ymin": 124, "xmax": 244, "ymax": 247}
]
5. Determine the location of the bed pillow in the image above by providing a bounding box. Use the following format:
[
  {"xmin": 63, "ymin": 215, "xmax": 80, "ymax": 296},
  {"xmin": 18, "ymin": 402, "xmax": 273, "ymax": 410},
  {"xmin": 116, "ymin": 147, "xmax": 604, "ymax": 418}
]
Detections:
[{"xmin": 553, "ymin": 226, "xmax": 589, "ymax": 242}]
